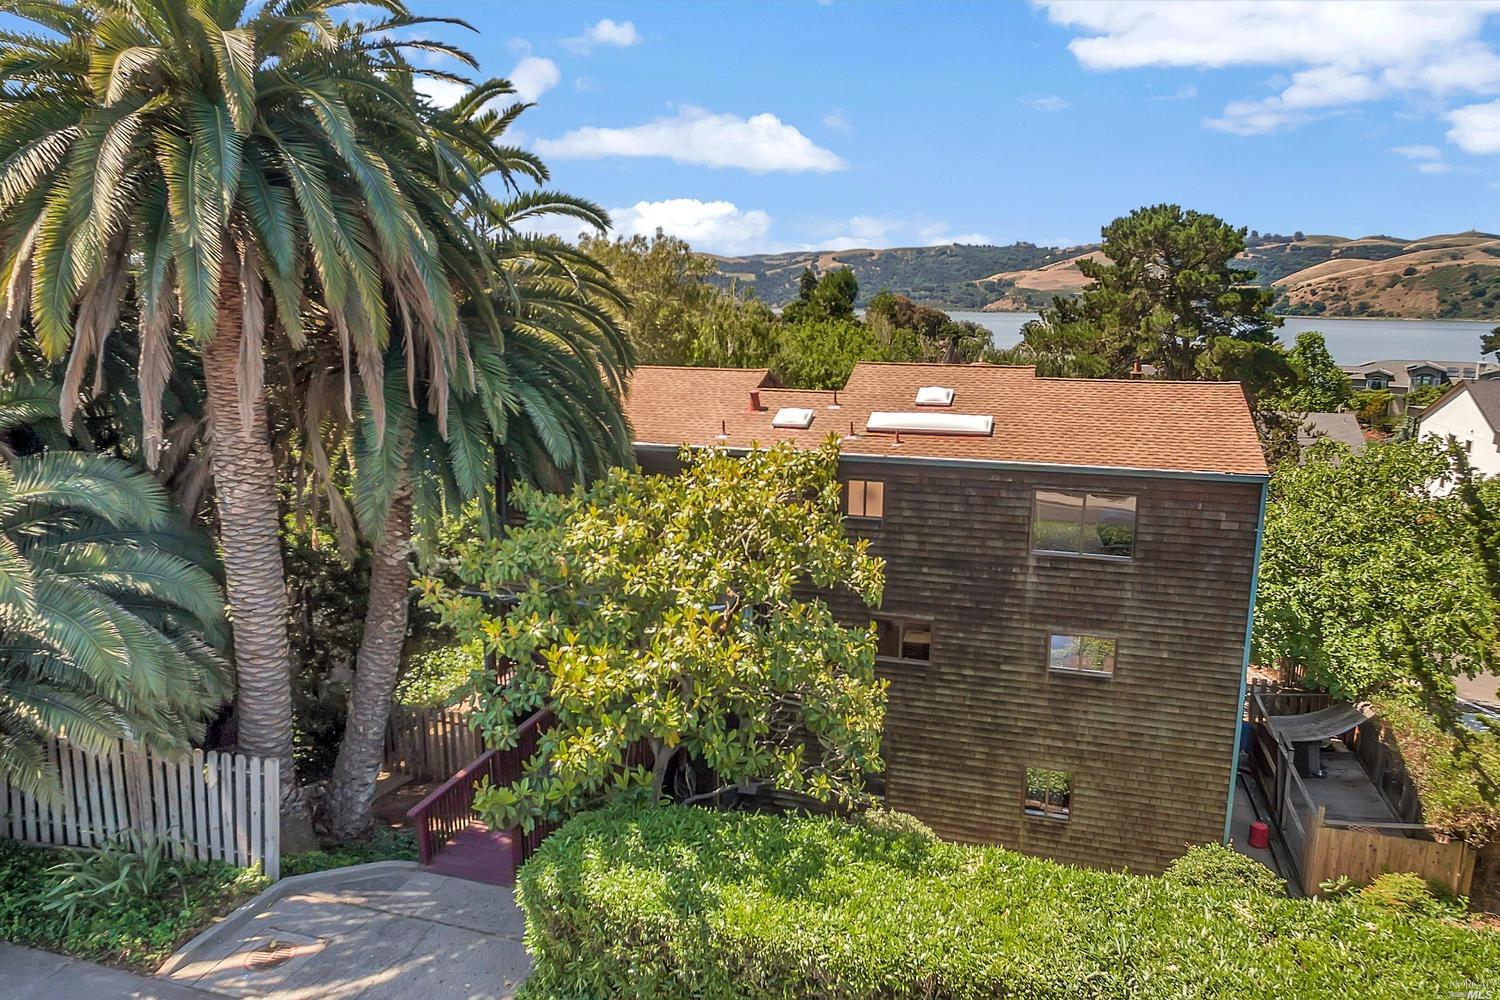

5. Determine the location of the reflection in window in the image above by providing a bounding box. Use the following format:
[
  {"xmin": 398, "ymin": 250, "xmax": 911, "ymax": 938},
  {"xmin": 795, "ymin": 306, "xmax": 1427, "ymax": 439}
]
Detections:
[
  {"xmin": 846, "ymin": 479, "xmax": 885, "ymax": 518},
  {"xmin": 1032, "ymin": 490, "xmax": 1136, "ymax": 558},
  {"xmin": 875, "ymin": 618, "xmax": 930, "ymax": 662},
  {"xmin": 1024, "ymin": 767, "xmax": 1071, "ymax": 821},
  {"xmin": 1048, "ymin": 634, "xmax": 1116, "ymax": 675}
]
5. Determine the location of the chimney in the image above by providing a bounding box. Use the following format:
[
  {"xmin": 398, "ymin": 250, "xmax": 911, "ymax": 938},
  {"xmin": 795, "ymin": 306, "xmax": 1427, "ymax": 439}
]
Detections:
[
  {"xmin": 748, "ymin": 390, "xmax": 764, "ymax": 412},
  {"xmin": 1130, "ymin": 359, "xmax": 1143, "ymax": 379}
]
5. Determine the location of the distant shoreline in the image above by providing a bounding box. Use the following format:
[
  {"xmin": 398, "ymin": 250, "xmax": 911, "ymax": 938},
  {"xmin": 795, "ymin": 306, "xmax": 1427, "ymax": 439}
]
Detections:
[{"xmin": 967, "ymin": 309, "xmax": 1494, "ymax": 325}]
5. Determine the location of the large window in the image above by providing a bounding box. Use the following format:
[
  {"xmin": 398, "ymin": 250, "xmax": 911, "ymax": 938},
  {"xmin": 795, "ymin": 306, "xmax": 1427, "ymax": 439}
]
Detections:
[
  {"xmin": 1031, "ymin": 490, "xmax": 1136, "ymax": 558},
  {"xmin": 846, "ymin": 479, "xmax": 885, "ymax": 519},
  {"xmin": 874, "ymin": 618, "xmax": 930, "ymax": 661},
  {"xmin": 1048, "ymin": 633, "xmax": 1116, "ymax": 676},
  {"xmin": 1024, "ymin": 767, "xmax": 1071, "ymax": 821}
]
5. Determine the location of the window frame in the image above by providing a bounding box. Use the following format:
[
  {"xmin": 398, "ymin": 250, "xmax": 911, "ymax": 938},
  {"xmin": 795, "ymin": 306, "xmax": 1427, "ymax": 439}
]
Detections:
[
  {"xmin": 1029, "ymin": 489, "xmax": 1138, "ymax": 561},
  {"xmin": 873, "ymin": 616, "xmax": 932, "ymax": 664},
  {"xmin": 845, "ymin": 478, "xmax": 885, "ymax": 520},
  {"xmin": 1022, "ymin": 766, "xmax": 1072, "ymax": 822},
  {"xmin": 1046, "ymin": 631, "xmax": 1118, "ymax": 678}
]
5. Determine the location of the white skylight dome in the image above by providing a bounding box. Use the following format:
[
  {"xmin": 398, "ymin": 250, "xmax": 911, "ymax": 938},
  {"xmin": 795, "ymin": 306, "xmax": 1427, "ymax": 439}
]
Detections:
[
  {"xmin": 915, "ymin": 386, "xmax": 955, "ymax": 406},
  {"xmin": 866, "ymin": 411, "xmax": 993, "ymax": 436},
  {"xmin": 771, "ymin": 407, "xmax": 815, "ymax": 429}
]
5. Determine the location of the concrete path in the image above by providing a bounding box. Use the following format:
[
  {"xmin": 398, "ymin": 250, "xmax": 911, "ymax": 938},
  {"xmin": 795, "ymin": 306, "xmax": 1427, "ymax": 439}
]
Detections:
[
  {"xmin": 158, "ymin": 862, "xmax": 530, "ymax": 1000},
  {"xmin": 0, "ymin": 942, "xmax": 217, "ymax": 999}
]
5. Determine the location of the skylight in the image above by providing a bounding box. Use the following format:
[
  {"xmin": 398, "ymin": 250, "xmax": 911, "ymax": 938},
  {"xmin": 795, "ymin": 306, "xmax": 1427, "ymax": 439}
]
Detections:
[
  {"xmin": 915, "ymin": 386, "xmax": 954, "ymax": 406},
  {"xmin": 866, "ymin": 411, "xmax": 993, "ymax": 436},
  {"xmin": 771, "ymin": 407, "xmax": 815, "ymax": 429}
]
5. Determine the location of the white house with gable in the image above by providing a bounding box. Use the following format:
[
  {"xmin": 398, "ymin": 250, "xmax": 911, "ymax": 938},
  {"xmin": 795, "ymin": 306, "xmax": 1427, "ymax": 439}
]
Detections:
[{"xmin": 1418, "ymin": 381, "xmax": 1500, "ymax": 490}]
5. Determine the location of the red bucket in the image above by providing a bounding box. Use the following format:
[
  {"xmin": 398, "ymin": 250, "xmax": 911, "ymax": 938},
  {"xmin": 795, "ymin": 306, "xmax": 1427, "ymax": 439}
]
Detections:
[{"xmin": 1248, "ymin": 820, "xmax": 1270, "ymax": 850}]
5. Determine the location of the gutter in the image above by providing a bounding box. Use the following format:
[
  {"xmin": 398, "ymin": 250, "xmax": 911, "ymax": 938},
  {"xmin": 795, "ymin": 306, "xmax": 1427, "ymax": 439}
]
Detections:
[
  {"xmin": 1223, "ymin": 476, "xmax": 1270, "ymax": 846},
  {"xmin": 633, "ymin": 441, "xmax": 1271, "ymax": 486}
]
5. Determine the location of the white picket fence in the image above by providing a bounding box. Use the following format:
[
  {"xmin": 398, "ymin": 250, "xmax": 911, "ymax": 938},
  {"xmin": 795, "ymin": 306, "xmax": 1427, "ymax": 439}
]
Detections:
[{"xmin": 0, "ymin": 738, "xmax": 280, "ymax": 880}]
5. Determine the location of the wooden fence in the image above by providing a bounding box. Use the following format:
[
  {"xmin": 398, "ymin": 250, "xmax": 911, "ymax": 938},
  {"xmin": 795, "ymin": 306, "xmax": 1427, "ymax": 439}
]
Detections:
[
  {"xmin": 0, "ymin": 738, "xmax": 280, "ymax": 880},
  {"xmin": 384, "ymin": 706, "xmax": 483, "ymax": 783},
  {"xmin": 1303, "ymin": 806, "xmax": 1477, "ymax": 897}
]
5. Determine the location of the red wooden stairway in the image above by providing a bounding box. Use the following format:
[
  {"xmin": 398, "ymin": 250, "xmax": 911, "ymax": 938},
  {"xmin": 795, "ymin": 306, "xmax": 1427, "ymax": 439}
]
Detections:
[{"xmin": 405, "ymin": 710, "xmax": 554, "ymax": 885}]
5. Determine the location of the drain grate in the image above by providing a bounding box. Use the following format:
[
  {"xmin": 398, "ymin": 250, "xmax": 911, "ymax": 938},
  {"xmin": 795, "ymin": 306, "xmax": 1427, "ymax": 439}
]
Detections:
[{"xmin": 244, "ymin": 941, "xmax": 297, "ymax": 972}]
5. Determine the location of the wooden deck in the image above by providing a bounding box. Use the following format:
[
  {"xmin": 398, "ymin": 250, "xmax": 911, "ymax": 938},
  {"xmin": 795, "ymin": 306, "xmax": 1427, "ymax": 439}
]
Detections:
[{"xmin": 424, "ymin": 821, "xmax": 517, "ymax": 886}]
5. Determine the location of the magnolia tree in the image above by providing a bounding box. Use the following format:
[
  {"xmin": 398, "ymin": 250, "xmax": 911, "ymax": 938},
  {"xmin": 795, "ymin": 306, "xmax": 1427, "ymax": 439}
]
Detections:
[
  {"xmin": 418, "ymin": 440, "xmax": 887, "ymax": 831},
  {"xmin": 1254, "ymin": 437, "xmax": 1500, "ymax": 701}
]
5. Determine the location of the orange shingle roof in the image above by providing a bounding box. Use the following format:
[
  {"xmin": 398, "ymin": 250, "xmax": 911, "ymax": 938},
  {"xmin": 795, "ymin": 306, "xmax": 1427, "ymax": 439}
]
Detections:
[{"xmin": 624, "ymin": 362, "xmax": 1268, "ymax": 478}]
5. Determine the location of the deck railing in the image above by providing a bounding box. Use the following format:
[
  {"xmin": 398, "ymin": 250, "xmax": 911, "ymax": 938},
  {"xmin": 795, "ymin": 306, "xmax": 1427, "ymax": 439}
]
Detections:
[{"xmin": 406, "ymin": 709, "xmax": 551, "ymax": 870}]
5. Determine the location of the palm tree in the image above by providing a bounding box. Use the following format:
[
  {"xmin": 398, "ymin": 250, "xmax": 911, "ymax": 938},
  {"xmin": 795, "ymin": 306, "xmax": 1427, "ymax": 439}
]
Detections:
[
  {"xmin": 0, "ymin": 0, "xmax": 503, "ymax": 831},
  {"xmin": 0, "ymin": 384, "xmax": 229, "ymax": 796},
  {"xmin": 314, "ymin": 234, "xmax": 634, "ymax": 835}
]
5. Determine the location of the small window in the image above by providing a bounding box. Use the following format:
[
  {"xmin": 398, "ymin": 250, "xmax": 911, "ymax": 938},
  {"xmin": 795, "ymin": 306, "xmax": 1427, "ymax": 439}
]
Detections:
[
  {"xmin": 1032, "ymin": 490, "xmax": 1136, "ymax": 558},
  {"xmin": 1367, "ymin": 377, "xmax": 1386, "ymax": 390},
  {"xmin": 1024, "ymin": 767, "xmax": 1071, "ymax": 821},
  {"xmin": 874, "ymin": 618, "xmax": 930, "ymax": 662},
  {"xmin": 1048, "ymin": 633, "xmax": 1116, "ymax": 676},
  {"xmin": 846, "ymin": 479, "xmax": 885, "ymax": 519}
]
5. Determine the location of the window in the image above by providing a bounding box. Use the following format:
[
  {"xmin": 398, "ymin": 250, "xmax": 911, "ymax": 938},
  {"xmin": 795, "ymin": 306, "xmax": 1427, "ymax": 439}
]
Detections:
[
  {"xmin": 1031, "ymin": 490, "xmax": 1136, "ymax": 558},
  {"xmin": 1048, "ymin": 633, "xmax": 1116, "ymax": 675},
  {"xmin": 1367, "ymin": 376, "xmax": 1387, "ymax": 390},
  {"xmin": 874, "ymin": 618, "xmax": 930, "ymax": 661},
  {"xmin": 1024, "ymin": 767, "xmax": 1071, "ymax": 821},
  {"xmin": 846, "ymin": 479, "xmax": 885, "ymax": 519}
]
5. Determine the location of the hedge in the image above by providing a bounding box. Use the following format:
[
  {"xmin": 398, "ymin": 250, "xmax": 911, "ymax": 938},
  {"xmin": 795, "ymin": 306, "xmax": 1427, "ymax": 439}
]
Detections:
[{"xmin": 517, "ymin": 805, "xmax": 1500, "ymax": 1000}]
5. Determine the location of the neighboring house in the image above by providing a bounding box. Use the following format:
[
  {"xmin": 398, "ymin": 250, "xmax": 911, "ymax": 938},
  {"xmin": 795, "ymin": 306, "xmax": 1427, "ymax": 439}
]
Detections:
[
  {"xmin": 623, "ymin": 363, "xmax": 1268, "ymax": 873},
  {"xmin": 1343, "ymin": 359, "xmax": 1498, "ymax": 396},
  {"xmin": 1298, "ymin": 412, "xmax": 1365, "ymax": 456},
  {"xmin": 1418, "ymin": 379, "xmax": 1500, "ymax": 483}
]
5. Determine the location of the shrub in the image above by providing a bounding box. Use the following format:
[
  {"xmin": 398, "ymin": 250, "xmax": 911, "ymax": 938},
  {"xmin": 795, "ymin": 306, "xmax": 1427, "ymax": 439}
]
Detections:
[
  {"xmin": 855, "ymin": 806, "xmax": 935, "ymax": 839},
  {"xmin": 281, "ymin": 827, "xmax": 418, "ymax": 877},
  {"xmin": 1163, "ymin": 843, "xmax": 1285, "ymax": 896},
  {"xmin": 394, "ymin": 641, "xmax": 484, "ymax": 708},
  {"xmin": 0, "ymin": 839, "xmax": 264, "ymax": 971},
  {"xmin": 518, "ymin": 805, "xmax": 1500, "ymax": 1000},
  {"xmin": 1359, "ymin": 872, "xmax": 1466, "ymax": 919}
]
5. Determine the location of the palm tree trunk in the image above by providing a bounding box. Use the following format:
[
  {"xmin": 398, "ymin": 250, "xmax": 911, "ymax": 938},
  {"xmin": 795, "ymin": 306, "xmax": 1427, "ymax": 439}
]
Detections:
[
  {"xmin": 202, "ymin": 262, "xmax": 312, "ymax": 848},
  {"xmin": 325, "ymin": 475, "xmax": 413, "ymax": 837}
]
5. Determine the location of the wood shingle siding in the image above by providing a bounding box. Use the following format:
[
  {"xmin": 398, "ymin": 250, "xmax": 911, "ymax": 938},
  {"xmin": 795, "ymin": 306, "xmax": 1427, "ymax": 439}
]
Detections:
[{"xmin": 828, "ymin": 459, "xmax": 1260, "ymax": 874}]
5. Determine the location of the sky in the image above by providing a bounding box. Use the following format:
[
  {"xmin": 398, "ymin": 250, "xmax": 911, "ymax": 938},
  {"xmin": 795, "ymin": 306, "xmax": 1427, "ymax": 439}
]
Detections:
[{"xmin": 396, "ymin": 1, "xmax": 1500, "ymax": 254}]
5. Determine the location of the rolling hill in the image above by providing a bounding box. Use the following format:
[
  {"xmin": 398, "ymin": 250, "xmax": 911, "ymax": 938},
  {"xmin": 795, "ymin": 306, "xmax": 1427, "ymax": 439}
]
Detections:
[{"xmin": 707, "ymin": 231, "xmax": 1500, "ymax": 320}]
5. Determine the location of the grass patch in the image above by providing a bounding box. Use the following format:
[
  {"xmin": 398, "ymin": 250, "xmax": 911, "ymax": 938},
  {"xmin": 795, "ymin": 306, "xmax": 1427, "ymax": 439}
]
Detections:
[
  {"xmin": 520, "ymin": 804, "xmax": 1500, "ymax": 1000},
  {"xmin": 281, "ymin": 826, "xmax": 417, "ymax": 877},
  {"xmin": 0, "ymin": 839, "xmax": 265, "ymax": 972}
]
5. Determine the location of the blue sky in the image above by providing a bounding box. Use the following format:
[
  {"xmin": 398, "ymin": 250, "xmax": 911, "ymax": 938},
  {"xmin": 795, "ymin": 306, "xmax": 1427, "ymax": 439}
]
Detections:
[{"xmin": 406, "ymin": 2, "xmax": 1500, "ymax": 253}]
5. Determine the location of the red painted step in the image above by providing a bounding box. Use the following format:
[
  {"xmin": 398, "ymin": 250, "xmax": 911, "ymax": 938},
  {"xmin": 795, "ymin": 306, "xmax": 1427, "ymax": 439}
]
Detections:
[{"xmin": 424, "ymin": 821, "xmax": 517, "ymax": 885}]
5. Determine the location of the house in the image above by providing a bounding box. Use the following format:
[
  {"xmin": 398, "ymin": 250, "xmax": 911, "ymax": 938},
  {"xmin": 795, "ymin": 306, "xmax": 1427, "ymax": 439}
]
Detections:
[
  {"xmin": 1418, "ymin": 380, "xmax": 1500, "ymax": 482},
  {"xmin": 623, "ymin": 363, "xmax": 1268, "ymax": 873},
  {"xmin": 1298, "ymin": 412, "xmax": 1365, "ymax": 456},
  {"xmin": 1343, "ymin": 359, "xmax": 1498, "ymax": 396}
]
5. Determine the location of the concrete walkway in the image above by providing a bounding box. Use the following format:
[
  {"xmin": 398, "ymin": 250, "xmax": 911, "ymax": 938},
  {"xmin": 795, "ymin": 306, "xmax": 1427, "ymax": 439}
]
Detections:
[
  {"xmin": 159, "ymin": 862, "xmax": 530, "ymax": 999},
  {"xmin": 0, "ymin": 942, "xmax": 217, "ymax": 999}
]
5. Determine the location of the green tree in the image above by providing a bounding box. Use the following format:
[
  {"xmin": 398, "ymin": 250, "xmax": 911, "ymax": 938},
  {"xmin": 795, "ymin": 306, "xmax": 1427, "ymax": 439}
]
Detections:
[
  {"xmin": 1010, "ymin": 206, "xmax": 1284, "ymax": 382},
  {"xmin": 580, "ymin": 231, "xmax": 776, "ymax": 367},
  {"xmin": 1276, "ymin": 332, "xmax": 1352, "ymax": 411},
  {"xmin": 1352, "ymin": 388, "xmax": 1396, "ymax": 433},
  {"xmin": 1254, "ymin": 437, "xmax": 1499, "ymax": 701},
  {"xmin": 771, "ymin": 317, "xmax": 925, "ymax": 389},
  {"xmin": 0, "ymin": 0, "xmax": 502, "ymax": 834},
  {"xmin": 866, "ymin": 290, "xmax": 989, "ymax": 363},
  {"xmin": 1482, "ymin": 325, "xmax": 1500, "ymax": 363},
  {"xmin": 418, "ymin": 441, "xmax": 888, "ymax": 831},
  {"xmin": 0, "ymin": 385, "xmax": 229, "ymax": 796},
  {"xmin": 783, "ymin": 267, "xmax": 858, "ymax": 323}
]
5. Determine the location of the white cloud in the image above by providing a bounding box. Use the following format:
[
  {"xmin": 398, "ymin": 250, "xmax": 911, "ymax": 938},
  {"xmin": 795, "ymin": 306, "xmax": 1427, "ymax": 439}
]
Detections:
[
  {"xmin": 823, "ymin": 107, "xmax": 851, "ymax": 131},
  {"xmin": 1448, "ymin": 99, "xmax": 1500, "ymax": 153},
  {"xmin": 563, "ymin": 19, "xmax": 642, "ymax": 54},
  {"xmin": 799, "ymin": 216, "xmax": 993, "ymax": 252},
  {"xmin": 413, "ymin": 75, "xmax": 468, "ymax": 109},
  {"xmin": 1039, "ymin": 0, "xmax": 1500, "ymax": 145},
  {"xmin": 510, "ymin": 56, "xmax": 560, "ymax": 103},
  {"xmin": 610, "ymin": 198, "xmax": 773, "ymax": 255},
  {"xmin": 1023, "ymin": 94, "xmax": 1069, "ymax": 112},
  {"xmin": 535, "ymin": 106, "xmax": 846, "ymax": 173},
  {"xmin": 1391, "ymin": 144, "xmax": 1443, "ymax": 160},
  {"xmin": 1152, "ymin": 84, "xmax": 1198, "ymax": 101},
  {"xmin": 1417, "ymin": 161, "xmax": 1453, "ymax": 174}
]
